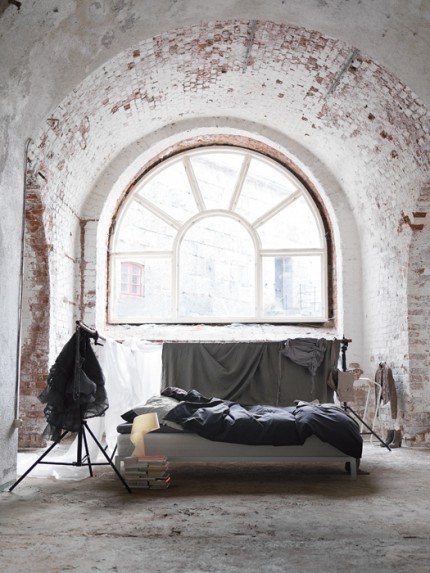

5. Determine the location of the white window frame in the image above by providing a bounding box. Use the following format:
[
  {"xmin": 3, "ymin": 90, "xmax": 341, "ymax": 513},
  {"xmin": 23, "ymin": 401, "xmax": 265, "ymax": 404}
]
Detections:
[{"xmin": 108, "ymin": 146, "xmax": 328, "ymax": 324}]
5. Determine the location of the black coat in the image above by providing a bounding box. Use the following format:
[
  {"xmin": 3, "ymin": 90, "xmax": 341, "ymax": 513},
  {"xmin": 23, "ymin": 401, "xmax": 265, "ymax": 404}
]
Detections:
[{"xmin": 38, "ymin": 331, "xmax": 108, "ymax": 441}]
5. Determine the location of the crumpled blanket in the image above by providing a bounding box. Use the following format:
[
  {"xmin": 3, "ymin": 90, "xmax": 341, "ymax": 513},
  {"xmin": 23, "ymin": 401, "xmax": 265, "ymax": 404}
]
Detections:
[{"xmin": 163, "ymin": 388, "xmax": 363, "ymax": 459}]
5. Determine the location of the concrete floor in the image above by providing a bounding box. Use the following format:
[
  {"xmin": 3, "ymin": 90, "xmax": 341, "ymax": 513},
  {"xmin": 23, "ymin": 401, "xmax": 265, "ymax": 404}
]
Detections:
[{"xmin": 1, "ymin": 443, "xmax": 430, "ymax": 573}]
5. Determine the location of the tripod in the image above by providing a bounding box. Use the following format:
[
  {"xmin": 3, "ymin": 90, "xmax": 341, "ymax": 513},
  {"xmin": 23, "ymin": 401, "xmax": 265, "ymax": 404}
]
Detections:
[
  {"xmin": 10, "ymin": 322, "xmax": 132, "ymax": 493},
  {"xmin": 9, "ymin": 419, "xmax": 132, "ymax": 493},
  {"xmin": 340, "ymin": 339, "xmax": 391, "ymax": 452}
]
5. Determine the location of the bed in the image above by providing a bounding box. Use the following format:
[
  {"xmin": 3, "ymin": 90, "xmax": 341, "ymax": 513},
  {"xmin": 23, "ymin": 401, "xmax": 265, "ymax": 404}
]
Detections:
[{"xmin": 115, "ymin": 388, "xmax": 363, "ymax": 480}]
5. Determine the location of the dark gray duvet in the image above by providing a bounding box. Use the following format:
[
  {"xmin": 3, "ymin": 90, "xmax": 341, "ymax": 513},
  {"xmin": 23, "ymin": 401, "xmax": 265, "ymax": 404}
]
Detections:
[{"xmin": 163, "ymin": 388, "xmax": 363, "ymax": 459}]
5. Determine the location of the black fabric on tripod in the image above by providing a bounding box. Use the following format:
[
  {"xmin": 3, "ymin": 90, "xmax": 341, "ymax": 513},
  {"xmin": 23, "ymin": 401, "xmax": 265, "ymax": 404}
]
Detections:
[{"xmin": 38, "ymin": 331, "xmax": 109, "ymax": 441}]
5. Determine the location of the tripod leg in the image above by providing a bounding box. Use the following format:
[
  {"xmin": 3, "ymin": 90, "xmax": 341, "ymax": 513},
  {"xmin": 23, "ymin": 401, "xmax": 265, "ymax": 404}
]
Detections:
[
  {"xmin": 83, "ymin": 422, "xmax": 132, "ymax": 494},
  {"xmin": 344, "ymin": 405, "xmax": 391, "ymax": 451},
  {"xmin": 109, "ymin": 443, "xmax": 117, "ymax": 463},
  {"xmin": 76, "ymin": 426, "xmax": 83, "ymax": 466},
  {"xmin": 9, "ymin": 430, "xmax": 70, "ymax": 492},
  {"xmin": 79, "ymin": 425, "xmax": 93, "ymax": 477}
]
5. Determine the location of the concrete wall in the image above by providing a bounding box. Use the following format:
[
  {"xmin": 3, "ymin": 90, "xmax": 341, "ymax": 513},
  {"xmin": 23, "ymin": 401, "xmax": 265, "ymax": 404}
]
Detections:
[{"xmin": 1, "ymin": 0, "xmax": 429, "ymax": 487}]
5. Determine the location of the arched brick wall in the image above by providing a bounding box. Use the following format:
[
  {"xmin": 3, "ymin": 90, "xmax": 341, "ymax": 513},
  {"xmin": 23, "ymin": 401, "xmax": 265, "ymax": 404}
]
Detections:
[{"xmin": 19, "ymin": 20, "xmax": 430, "ymax": 446}]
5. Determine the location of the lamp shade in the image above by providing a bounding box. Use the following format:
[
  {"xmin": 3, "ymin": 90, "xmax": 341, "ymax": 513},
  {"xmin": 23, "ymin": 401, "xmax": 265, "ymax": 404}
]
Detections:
[{"xmin": 130, "ymin": 412, "xmax": 160, "ymax": 458}]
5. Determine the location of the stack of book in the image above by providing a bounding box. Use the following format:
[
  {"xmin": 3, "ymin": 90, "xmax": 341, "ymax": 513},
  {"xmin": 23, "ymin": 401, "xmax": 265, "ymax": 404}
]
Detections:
[{"xmin": 123, "ymin": 455, "xmax": 170, "ymax": 489}]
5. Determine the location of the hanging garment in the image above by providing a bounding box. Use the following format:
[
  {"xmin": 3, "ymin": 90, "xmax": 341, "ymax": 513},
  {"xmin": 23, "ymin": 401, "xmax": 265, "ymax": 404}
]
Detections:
[
  {"xmin": 280, "ymin": 338, "xmax": 341, "ymax": 400},
  {"xmin": 375, "ymin": 362, "xmax": 397, "ymax": 420},
  {"xmin": 38, "ymin": 330, "xmax": 109, "ymax": 441},
  {"xmin": 280, "ymin": 338, "xmax": 328, "ymax": 376}
]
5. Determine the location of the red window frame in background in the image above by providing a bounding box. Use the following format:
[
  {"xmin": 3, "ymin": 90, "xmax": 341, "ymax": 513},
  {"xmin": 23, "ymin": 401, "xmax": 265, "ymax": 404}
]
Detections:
[{"xmin": 120, "ymin": 262, "xmax": 144, "ymax": 297}]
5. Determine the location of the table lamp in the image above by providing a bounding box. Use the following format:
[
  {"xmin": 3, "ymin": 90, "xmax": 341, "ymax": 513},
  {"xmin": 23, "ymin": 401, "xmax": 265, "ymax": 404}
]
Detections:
[{"xmin": 130, "ymin": 412, "xmax": 160, "ymax": 458}]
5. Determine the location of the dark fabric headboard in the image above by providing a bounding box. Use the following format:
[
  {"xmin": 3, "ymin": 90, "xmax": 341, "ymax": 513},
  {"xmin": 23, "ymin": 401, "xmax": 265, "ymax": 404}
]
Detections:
[{"xmin": 161, "ymin": 339, "xmax": 340, "ymax": 407}]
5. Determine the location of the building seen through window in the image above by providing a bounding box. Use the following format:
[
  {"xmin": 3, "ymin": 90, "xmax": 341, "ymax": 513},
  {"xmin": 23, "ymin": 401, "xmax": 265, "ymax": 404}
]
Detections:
[{"xmin": 121, "ymin": 262, "xmax": 144, "ymax": 296}]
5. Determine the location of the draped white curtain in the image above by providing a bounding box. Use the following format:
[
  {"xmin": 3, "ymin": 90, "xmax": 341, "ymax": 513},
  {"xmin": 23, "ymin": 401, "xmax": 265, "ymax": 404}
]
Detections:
[
  {"xmin": 99, "ymin": 337, "xmax": 163, "ymax": 451},
  {"xmin": 17, "ymin": 337, "xmax": 163, "ymax": 480}
]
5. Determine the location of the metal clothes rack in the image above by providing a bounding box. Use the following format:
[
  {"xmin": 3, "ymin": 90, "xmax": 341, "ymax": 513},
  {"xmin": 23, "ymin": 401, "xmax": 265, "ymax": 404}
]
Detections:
[
  {"xmin": 340, "ymin": 338, "xmax": 390, "ymax": 451},
  {"xmin": 356, "ymin": 377, "xmax": 383, "ymax": 440},
  {"xmin": 9, "ymin": 321, "xmax": 132, "ymax": 493},
  {"xmin": 75, "ymin": 320, "xmax": 105, "ymax": 346}
]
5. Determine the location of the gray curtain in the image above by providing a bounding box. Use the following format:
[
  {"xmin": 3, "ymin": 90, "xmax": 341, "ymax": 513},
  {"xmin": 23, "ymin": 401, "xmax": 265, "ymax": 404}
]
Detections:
[{"xmin": 161, "ymin": 339, "xmax": 340, "ymax": 406}]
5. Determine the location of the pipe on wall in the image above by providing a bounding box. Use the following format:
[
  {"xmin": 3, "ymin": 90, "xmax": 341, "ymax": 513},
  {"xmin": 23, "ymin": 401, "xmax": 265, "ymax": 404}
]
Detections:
[{"xmin": 13, "ymin": 137, "xmax": 32, "ymax": 427}]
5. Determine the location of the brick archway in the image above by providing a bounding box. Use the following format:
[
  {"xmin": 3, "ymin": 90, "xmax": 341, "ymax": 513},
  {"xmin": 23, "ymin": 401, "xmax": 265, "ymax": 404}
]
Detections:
[{"xmin": 18, "ymin": 20, "xmax": 429, "ymax": 445}]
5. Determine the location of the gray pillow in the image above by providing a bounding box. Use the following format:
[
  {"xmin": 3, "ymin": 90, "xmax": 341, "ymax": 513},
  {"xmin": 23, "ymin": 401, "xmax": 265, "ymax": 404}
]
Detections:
[{"xmin": 121, "ymin": 395, "xmax": 180, "ymax": 424}]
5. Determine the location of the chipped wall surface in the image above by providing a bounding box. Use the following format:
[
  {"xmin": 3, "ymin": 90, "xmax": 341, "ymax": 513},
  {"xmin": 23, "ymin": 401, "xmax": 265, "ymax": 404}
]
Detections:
[
  {"xmin": 1, "ymin": 1, "xmax": 429, "ymax": 482},
  {"xmin": 407, "ymin": 184, "xmax": 430, "ymax": 446}
]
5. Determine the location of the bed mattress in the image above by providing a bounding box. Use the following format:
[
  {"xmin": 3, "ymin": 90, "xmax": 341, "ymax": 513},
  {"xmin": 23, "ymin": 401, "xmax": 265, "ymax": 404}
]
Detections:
[{"xmin": 115, "ymin": 431, "xmax": 358, "ymax": 478}]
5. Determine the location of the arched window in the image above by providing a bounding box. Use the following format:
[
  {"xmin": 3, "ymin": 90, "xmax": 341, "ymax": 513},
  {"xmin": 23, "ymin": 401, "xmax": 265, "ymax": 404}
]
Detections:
[{"xmin": 109, "ymin": 146, "xmax": 328, "ymax": 323}]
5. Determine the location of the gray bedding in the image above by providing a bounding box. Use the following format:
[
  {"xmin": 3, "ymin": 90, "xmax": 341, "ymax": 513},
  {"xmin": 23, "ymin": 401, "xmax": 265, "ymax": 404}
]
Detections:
[{"xmin": 163, "ymin": 388, "xmax": 363, "ymax": 459}]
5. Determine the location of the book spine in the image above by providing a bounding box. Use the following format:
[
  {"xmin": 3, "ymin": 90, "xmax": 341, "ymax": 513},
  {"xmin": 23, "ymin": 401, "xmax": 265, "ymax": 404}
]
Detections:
[
  {"xmin": 126, "ymin": 477, "xmax": 170, "ymax": 489},
  {"xmin": 124, "ymin": 456, "xmax": 167, "ymax": 464},
  {"xmin": 124, "ymin": 471, "xmax": 169, "ymax": 479},
  {"xmin": 124, "ymin": 460, "xmax": 169, "ymax": 465},
  {"xmin": 123, "ymin": 464, "xmax": 169, "ymax": 473}
]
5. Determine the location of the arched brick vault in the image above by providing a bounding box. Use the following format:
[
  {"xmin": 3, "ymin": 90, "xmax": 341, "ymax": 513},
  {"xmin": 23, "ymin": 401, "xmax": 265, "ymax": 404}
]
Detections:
[{"xmin": 20, "ymin": 20, "xmax": 430, "ymax": 446}]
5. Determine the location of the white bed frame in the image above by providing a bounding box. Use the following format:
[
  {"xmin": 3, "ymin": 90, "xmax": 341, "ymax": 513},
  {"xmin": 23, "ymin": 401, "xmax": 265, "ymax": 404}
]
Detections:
[{"xmin": 115, "ymin": 431, "xmax": 358, "ymax": 479}]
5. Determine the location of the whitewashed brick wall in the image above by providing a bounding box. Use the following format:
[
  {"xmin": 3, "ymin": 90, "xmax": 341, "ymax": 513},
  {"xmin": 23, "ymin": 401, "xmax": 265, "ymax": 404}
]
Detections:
[{"xmin": 19, "ymin": 20, "xmax": 430, "ymax": 446}]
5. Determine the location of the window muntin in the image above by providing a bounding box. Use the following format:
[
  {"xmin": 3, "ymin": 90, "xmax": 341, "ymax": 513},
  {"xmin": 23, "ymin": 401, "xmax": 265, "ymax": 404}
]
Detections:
[
  {"xmin": 257, "ymin": 195, "xmax": 322, "ymax": 249},
  {"xmin": 189, "ymin": 152, "xmax": 244, "ymax": 210},
  {"xmin": 136, "ymin": 160, "xmax": 197, "ymax": 223},
  {"xmin": 109, "ymin": 146, "xmax": 328, "ymax": 323},
  {"xmin": 235, "ymin": 157, "xmax": 298, "ymax": 222},
  {"xmin": 115, "ymin": 201, "xmax": 176, "ymax": 251}
]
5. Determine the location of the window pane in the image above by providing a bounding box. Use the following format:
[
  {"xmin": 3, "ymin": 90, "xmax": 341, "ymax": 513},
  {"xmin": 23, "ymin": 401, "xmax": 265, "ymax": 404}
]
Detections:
[
  {"xmin": 262, "ymin": 255, "xmax": 322, "ymax": 317},
  {"xmin": 112, "ymin": 258, "xmax": 171, "ymax": 319},
  {"xmin": 179, "ymin": 217, "xmax": 255, "ymax": 318},
  {"xmin": 258, "ymin": 196, "xmax": 322, "ymax": 249},
  {"xmin": 115, "ymin": 200, "xmax": 176, "ymax": 251},
  {"xmin": 190, "ymin": 152, "xmax": 243, "ymax": 210},
  {"xmin": 136, "ymin": 160, "xmax": 197, "ymax": 223},
  {"xmin": 235, "ymin": 157, "xmax": 298, "ymax": 223}
]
